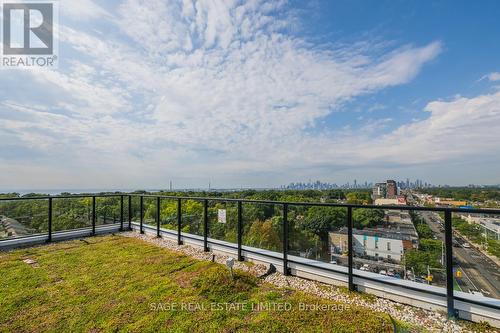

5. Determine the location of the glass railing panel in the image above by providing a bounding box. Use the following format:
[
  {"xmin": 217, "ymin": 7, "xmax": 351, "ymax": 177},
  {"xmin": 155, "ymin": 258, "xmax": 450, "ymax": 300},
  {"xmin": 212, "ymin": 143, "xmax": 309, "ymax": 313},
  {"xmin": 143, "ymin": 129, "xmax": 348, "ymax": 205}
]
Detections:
[
  {"xmin": 288, "ymin": 204, "xmax": 348, "ymax": 269},
  {"xmin": 451, "ymin": 211, "xmax": 500, "ymax": 302},
  {"xmin": 207, "ymin": 200, "xmax": 238, "ymax": 244},
  {"xmin": 53, "ymin": 197, "xmax": 92, "ymax": 232},
  {"xmin": 242, "ymin": 202, "xmax": 283, "ymax": 253},
  {"xmin": 159, "ymin": 198, "xmax": 177, "ymax": 232},
  {"xmin": 96, "ymin": 196, "xmax": 121, "ymax": 226},
  {"xmin": 0, "ymin": 198, "xmax": 49, "ymax": 239}
]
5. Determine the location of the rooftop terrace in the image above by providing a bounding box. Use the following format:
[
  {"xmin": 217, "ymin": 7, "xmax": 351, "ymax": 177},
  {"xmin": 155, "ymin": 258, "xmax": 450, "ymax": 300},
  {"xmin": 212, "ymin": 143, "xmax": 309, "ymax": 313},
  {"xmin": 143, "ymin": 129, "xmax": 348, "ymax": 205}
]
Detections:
[
  {"xmin": 1, "ymin": 235, "xmax": 403, "ymax": 332},
  {"xmin": 1, "ymin": 193, "xmax": 499, "ymax": 331}
]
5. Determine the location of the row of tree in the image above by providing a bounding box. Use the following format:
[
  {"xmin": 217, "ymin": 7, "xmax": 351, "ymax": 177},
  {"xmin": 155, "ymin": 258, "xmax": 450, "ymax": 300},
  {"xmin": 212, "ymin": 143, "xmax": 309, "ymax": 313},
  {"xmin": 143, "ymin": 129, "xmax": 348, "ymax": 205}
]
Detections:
[
  {"xmin": 405, "ymin": 212, "xmax": 444, "ymax": 279},
  {"xmin": 423, "ymin": 187, "xmax": 500, "ymax": 203},
  {"xmin": 1, "ymin": 190, "xmax": 383, "ymax": 262}
]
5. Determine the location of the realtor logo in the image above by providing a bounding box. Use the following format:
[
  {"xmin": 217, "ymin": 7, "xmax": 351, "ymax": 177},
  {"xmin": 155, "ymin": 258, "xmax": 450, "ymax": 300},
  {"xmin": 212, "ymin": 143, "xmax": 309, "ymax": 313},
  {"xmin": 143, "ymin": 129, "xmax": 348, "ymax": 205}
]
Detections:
[{"xmin": 1, "ymin": 0, "xmax": 58, "ymax": 67}]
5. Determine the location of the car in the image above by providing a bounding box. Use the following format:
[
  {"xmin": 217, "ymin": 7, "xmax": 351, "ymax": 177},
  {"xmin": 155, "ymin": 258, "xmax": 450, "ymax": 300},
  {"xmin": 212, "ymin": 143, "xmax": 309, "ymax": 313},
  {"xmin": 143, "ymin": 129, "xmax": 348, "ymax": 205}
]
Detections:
[
  {"xmin": 379, "ymin": 270, "xmax": 387, "ymax": 275},
  {"xmin": 330, "ymin": 259, "xmax": 337, "ymax": 265},
  {"xmin": 387, "ymin": 269, "xmax": 395, "ymax": 277},
  {"xmin": 360, "ymin": 264, "xmax": 370, "ymax": 271},
  {"xmin": 462, "ymin": 243, "xmax": 471, "ymax": 249}
]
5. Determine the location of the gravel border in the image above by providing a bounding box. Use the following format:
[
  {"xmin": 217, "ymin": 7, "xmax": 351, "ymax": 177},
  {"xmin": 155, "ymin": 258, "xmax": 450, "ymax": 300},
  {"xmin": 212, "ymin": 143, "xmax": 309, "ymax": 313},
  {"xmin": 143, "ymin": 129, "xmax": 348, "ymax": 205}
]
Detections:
[{"xmin": 121, "ymin": 232, "xmax": 495, "ymax": 333}]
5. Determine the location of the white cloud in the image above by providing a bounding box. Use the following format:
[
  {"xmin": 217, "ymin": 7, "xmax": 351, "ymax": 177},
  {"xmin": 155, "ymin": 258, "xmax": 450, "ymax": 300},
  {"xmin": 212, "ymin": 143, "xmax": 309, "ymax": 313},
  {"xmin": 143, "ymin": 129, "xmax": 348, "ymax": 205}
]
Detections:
[
  {"xmin": 363, "ymin": 91, "xmax": 500, "ymax": 164},
  {"xmin": 487, "ymin": 72, "xmax": 500, "ymax": 81},
  {"xmin": 479, "ymin": 72, "xmax": 500, "ymax": 82},
  {"xmin": 0, "ymin": 0, "xmax": 461, "ymax": 188},
  {"xmin": 60, "ymin": 0, "xmax": 111, "ymax": 21}
]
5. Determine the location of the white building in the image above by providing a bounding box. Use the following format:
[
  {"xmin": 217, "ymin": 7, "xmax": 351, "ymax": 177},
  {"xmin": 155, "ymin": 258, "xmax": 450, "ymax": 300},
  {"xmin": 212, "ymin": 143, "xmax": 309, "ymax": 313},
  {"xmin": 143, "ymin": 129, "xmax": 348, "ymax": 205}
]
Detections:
[{"xmin": 329, "ymin": 229, "xmax": 413, "ymax": 262}]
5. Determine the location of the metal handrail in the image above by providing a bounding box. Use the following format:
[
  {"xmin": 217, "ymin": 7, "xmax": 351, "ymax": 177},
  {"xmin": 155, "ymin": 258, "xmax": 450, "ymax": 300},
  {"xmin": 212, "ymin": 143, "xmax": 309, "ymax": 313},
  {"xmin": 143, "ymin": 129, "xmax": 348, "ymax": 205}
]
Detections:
[
  {"xmin": 1, "ymin": 193, "xmax": 499, "ymax": 214},
  {"xmin": 1, "ymin": 192, "xmax": 500, "ymax": 319}
]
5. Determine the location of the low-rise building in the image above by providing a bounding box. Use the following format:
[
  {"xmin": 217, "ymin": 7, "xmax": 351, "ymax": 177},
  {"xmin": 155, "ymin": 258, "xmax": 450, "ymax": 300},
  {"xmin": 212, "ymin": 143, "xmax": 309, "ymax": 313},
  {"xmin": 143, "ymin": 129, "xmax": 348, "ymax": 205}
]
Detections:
[
  {"xmin": 434, "ymin": 198, "xmax": 467, "ymax": 207},
  {"xmin": 329, "ymin": 209, "xmax": 419, "ymax": 263},
  {"xmin": 374, "ymin": 197, "xmax": 407, "ymax": 206},
  {"xmin": 329, "ymin": 227, "xmax": 416, "ymax": 262}
]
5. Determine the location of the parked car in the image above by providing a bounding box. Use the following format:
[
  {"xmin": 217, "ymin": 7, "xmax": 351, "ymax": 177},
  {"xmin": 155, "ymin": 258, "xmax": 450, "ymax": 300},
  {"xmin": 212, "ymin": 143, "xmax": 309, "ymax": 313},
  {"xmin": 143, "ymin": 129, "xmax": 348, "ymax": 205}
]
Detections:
[
  {"xmin": 379, "ymin": 270, "xmax": 387, "ymax": 275},
  {"xmin": 330, "ymin": 259, "xmax": 337, "ymax": 265},
  {"xmin": 360, "ymin": 264, "xmax": 370, "ymax": 271},
  {"xmin": 387, "ymin": 269, "xmax": 395, "ymax": 277},
  {"xmin": 462, "ymin": 243, "xmax": 471, "ymax": 249}
]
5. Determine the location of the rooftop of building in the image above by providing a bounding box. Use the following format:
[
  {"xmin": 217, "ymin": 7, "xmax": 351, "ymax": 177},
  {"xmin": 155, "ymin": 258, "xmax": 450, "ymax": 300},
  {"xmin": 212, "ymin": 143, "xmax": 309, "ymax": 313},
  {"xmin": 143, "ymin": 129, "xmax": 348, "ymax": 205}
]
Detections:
[
  {"xmin": 0, "ymin": 234, "xmax": 407, "ymax": 332},
  {"xmin": 330, "ymin": 226, "xmax": 416, "ymax": 241}
]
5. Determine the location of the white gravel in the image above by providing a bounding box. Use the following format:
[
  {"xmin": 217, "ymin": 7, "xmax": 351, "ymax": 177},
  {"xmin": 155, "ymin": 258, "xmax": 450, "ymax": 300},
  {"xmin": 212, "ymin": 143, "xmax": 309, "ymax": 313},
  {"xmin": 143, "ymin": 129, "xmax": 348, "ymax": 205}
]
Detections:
[{"xmin": 121, "ymin": 231, "xmax": 496, "ymax": 333}]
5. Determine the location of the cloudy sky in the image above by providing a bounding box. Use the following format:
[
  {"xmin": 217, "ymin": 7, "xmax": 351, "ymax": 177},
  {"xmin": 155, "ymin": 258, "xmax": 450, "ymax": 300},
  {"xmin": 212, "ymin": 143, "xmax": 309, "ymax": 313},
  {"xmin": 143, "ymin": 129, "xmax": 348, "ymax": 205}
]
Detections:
[{"xmin": 1, "ymin": 0, "xmax": 499, "ymax": 190}]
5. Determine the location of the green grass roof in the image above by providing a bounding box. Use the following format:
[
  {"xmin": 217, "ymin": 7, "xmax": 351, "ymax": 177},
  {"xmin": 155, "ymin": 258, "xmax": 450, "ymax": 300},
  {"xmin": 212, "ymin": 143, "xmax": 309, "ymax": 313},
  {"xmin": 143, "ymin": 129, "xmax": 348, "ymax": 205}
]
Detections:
[{"xmin": 0, "ymin": 235, "xmax": 400, "ymax": 332}]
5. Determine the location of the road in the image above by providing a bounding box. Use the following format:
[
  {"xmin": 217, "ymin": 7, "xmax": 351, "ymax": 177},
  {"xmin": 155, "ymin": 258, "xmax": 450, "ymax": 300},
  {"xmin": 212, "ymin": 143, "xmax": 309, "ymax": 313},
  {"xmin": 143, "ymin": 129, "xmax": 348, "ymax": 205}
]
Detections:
[{"xmin": 419, "ymin": 211, "xmax": 500, "ymax": 299}]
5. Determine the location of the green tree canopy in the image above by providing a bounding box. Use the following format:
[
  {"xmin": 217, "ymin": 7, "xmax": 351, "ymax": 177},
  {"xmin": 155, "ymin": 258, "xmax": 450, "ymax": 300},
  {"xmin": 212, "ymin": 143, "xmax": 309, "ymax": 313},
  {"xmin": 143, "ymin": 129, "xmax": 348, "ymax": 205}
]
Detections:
[
  {"xmin": 352, "ymin": 209, "xmax": 384, "ymax": 229},
  {"xmin": 301, "ymin": 207, "xmax": 346, "ymax": 240}
]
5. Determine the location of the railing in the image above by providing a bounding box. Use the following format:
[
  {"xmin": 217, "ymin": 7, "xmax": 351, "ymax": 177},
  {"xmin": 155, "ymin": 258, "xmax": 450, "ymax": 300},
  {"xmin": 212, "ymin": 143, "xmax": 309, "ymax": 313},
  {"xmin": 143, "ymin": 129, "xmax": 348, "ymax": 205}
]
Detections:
[{"xmin": 1, "ymin": 193, "xmax": 500, "ymax": 322}]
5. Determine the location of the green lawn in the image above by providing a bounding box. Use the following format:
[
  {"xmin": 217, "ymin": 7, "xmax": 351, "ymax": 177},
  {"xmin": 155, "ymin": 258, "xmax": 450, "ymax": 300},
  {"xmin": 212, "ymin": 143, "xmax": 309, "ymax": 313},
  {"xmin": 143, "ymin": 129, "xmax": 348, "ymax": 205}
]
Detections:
[{"xmin": 0, "ymin": 235, "xmax": 401, "ymax": 332}]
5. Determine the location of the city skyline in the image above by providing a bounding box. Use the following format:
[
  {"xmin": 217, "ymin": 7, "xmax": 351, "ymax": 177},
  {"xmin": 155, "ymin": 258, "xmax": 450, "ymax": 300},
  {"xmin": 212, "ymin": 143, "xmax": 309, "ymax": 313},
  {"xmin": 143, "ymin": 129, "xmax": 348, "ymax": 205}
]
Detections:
[
  {"xmin": 1, "ymin": 0, "xmax": 500, "ymax": 189},
  {"xmin": 3, "ymin": 177, "xmax": 500, "ymax": 194}
]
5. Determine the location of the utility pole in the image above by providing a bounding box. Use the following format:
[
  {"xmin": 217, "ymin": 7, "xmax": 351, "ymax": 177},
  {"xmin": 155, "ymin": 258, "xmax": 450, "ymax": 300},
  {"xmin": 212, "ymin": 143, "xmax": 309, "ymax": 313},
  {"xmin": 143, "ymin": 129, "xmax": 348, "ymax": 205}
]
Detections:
[
  {"xmin": 402, "ymin": 252, "xmax": 407, "ymax": 280},
  {"xmin": 483, "ymin": 230, "xmax": 488, "ymax": 249},
  {"xmin": 441, "ymin": 241, "xmax": 445, "ymax": 266}
]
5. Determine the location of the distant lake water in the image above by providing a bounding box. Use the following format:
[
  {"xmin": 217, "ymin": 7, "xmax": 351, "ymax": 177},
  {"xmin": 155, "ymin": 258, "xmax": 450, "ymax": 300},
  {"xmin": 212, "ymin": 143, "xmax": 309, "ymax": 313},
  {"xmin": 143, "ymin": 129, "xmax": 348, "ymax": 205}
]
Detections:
[{"xmin": 0, "ymin": 189, "xmax": 138, "ymax": 196}]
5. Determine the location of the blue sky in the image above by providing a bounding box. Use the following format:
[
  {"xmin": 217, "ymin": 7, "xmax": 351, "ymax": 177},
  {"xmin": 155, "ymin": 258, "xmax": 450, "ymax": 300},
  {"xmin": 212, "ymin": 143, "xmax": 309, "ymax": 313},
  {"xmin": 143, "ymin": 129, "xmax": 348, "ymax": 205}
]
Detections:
[{"xmin": 1, "ymin": 0, "xmax": 499, "ymax": 190}]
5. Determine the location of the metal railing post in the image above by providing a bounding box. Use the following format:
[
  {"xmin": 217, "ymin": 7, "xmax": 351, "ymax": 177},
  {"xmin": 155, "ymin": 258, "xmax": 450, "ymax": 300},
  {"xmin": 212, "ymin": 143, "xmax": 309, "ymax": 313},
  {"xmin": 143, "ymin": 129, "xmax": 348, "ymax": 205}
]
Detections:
[
  {"xmin": 47, "ymin": 197, "xmax": 52, "ymax": 242},
  {"xmin": 347, "ymin": 206, "xmax": 355, "ymax": 291},
  {"xmin": 140, "ymin": 196, "xmax": 144, "ymax": 234},
  {"xmin": 177, "ymin": 198, "xmax": 183, "ymax": 245},
  {"xmin": 445, "ymin": 210, "xmax": 456, "ymax": 318},
  {"xmin": 92, "ymin": 196, "xmax": 96, "ymax": 235},
  {"xmin": 237, "ymin": 201, "xmax": 243, "ymax": 261},
  {"xmin": 120, "ymin": 195, "xmax": 124, "ymax": 231},
  {"xmin": 203, "ymin": 199, "xmax": 209, "ymax": 252},
  {"xmin": 283, "ymin": 203, "xmax": 289, "ymax": 276},
  {"xmin": 128, "ymin": 195, "xmax": 132, "ymax": 230},
  {"xmin": 156, "ymin": 196, "xmax": 161, "ymax": 237}
]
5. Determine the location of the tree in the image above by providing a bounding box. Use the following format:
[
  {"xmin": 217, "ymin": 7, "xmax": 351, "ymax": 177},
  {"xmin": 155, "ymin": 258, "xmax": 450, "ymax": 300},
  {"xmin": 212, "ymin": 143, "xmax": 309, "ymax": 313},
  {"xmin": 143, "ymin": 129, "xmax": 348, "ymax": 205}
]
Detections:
[
  {"xmin": 415, "ymin": 223, "xmax": 433, "ymax": 239},
  {"xmin": 245, "ymin": 217, "xmax": 282, "ymax": 251},
  {"xmin": 346, "ymin": 191, "xmax": 371, "ymax": 204},
  {"xmin": 301, "ymin": 207, "xmax": 346, "ymax": 259},
  {"xmin": 352, "ymin": 209, "xmax": 384, "ymax": 229},
  {"xmin": 404, "ymin": 248, "xmax": 442, "ymax": 276}
]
